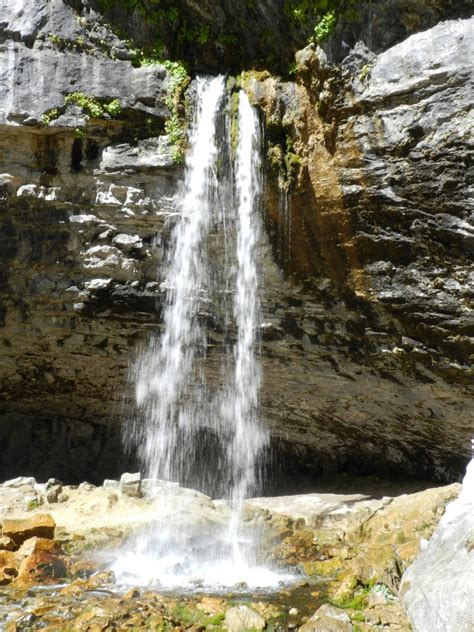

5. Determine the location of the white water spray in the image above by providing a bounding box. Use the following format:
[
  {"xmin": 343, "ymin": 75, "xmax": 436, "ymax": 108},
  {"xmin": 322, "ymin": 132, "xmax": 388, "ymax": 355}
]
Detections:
[{"xmin": 114, "ymin": 78, "xmax": 290, "ymax": 590}]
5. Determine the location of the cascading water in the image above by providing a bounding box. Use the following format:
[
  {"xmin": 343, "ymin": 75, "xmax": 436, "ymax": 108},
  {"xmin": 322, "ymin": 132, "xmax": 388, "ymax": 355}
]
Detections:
[
  {"xmin": 113, "ymin": 77, "xmax": 291, "ymax": 590},
  {"xmin": 225, "ymin": 90, "xmax": 268, "ymax": 564},
  {"xmin": 129, "ymin": 76, "xmax": 225, "ymax": 485}
]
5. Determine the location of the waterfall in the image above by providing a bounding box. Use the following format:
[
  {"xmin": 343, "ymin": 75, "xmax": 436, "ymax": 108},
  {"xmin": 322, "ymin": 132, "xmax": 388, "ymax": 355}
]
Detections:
[
  {"xmin": 113, "ymin": 77, "xmax": 287, "ymax": 590},
  {"xmin": 226, "ymin": 90, "xmax": 268, "ymax": 562},
  {"xmin": 128, "ymin": 76, "xmax": 225, "ymax": 485}
]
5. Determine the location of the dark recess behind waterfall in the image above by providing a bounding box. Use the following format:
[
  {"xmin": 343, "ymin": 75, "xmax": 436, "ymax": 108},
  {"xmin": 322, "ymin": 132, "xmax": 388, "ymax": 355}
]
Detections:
[{"xmin": 0, "ymin": 413, "xmax": 450, "ymax": 495}]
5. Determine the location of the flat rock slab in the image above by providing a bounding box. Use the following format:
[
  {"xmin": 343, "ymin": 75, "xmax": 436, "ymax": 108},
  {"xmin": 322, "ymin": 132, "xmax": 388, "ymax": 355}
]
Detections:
[
  {"xmin": 246, "ymin": 492, "xmax": 390, "ymax": 533},
  {"xmin": 2, "ymin": 514, "xmax": 55, "ymax": 545}
]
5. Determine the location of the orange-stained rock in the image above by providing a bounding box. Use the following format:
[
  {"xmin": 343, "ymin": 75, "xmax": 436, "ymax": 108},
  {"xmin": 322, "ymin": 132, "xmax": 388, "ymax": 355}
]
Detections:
[
  {"xmin": 0, "ymin": 535, "xmax": 15, "ymax": 551},
  {"xmin": 14, "ymin": 551, "xmax": 67, "ymax": 586},
  {"xmin": 16, "ymin": 536, "xmax": 61, "ymax": 559},
  {"xmin": 0, "ymin": 550, "xmax": 19, "ymax": 585},
  {"xmin": 2, "ymin": 514, "xmax": 55, "ymax": 545}
]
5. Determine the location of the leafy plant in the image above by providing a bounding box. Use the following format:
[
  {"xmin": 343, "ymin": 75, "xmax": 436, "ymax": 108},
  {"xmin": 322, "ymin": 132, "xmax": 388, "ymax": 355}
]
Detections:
[
  {"xmin": 42, "ymin": 108, "xmax": 60, "ymax": 126},
  {"xmin": 64, "ymin": 92, "xmax": 122, "ymax": 119},
  {"xmin": 312, "ymin": 10, "xmax": 337, "ymax": 43},
  {"xmin": 284, "ymin": 0, "xmax": 368, "ymax": 45}
]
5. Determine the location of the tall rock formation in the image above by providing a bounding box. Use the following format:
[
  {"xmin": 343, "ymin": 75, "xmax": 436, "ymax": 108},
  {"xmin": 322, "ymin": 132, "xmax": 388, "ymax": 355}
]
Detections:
[{"xmin": 0, "ymin": 0, "xmax": 472, "ymax": 484}]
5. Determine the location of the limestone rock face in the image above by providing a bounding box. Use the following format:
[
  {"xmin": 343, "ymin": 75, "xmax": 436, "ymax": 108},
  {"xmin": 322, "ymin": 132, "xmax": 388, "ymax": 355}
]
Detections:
[
  {"xmin": 251, "ymin": 16, "xmax": 474, "ymax": 482},
  {"xmin": 400, "ymin": 458, "xmax": 474, "ymax": 632},
  {"xmin": 0, "ymin": 0, "xmax": 472, "ymax": 484}
]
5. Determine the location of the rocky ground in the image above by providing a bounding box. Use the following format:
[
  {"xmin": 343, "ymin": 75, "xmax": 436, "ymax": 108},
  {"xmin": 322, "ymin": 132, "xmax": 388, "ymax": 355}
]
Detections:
[{"xmin": 0, "ymin": 472, "xmax": 466, "ymax": 631}]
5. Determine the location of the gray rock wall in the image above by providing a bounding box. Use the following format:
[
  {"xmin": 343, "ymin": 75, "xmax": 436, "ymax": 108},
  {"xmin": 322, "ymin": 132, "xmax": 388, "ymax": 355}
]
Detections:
[{"xmin": 0, "ymin": 0, "xmax": 472, "ymax": 484}]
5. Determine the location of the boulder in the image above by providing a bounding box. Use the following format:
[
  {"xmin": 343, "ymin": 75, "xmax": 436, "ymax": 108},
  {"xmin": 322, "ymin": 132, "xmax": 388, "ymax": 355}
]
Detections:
[
  {"xmin": 400, "ymin": 457, "xmax": 474, "ymax": 632},
  {"xmin": 103, "ymin": 479, "xmax": 120, "ymax": 490},
  {"xmin": 16, "ymin": 536, "xmax": 61, "ymax": 559},
  {"xmin": 2, "ymin": 513, "xmax": 56, "ymax": 545},
  {"xmin": 224, "ymin": 605, "xmax": 266, "ymax": 632},
  {"xmin": 15, "ymin": 551, "xmax": 67, "ymax": 586},
  {"xmin": 119, "ymin": 472, "xmax": 142, "ymax": 498},
  {"xmin": 2, "ymin": 477, "xmax": 36, "ymax": 488},
  {"xmin": 299, "ymin": 604, "xmax": 352, "ymax": 632}
]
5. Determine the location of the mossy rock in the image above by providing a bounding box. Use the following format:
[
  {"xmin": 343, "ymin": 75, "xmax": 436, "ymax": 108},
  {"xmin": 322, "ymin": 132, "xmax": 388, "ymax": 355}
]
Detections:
[{"xmin": 302, "ymin": 556, "xmax": 343, "ymax": 577}]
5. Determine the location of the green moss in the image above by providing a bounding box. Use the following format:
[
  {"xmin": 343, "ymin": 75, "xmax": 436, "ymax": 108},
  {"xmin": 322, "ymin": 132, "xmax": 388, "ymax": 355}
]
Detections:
[
  {"xmin": 359, "ymin": 63, "xmax": 371, "ymax": 82},
  {"xmin": 64, "ymin": 92, "xmax": 122, "ymax": 119},
  {"xmin": 162, "ymin": 60, "xmax": 190, "ymax": 163},
  {"xmin": 303, "ymin": 557, "xmax": 342, "ymax": 576},
  {"xmin": 330, "ymin": 587, "xmax": 370, "ymax": 611},
  {"xmin": 229, "ymin": 91, "xmax": 240, "ymax": 155},
  {"xmin": 166, "ymin": 603, "xmax": 225, "ymax": 628},
  {"xmin": 41, "ymin": 108, "xmax": 61, "ymax": 126}
]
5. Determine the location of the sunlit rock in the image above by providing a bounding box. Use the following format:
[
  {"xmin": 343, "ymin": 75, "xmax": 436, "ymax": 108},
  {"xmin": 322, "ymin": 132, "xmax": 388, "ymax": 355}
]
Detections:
[
  {"xmin": 2, "ymin": 514, "xmax": 56, "ymax": 546},
  {"xmin": 224, "ymin": 605, "xmax": 266, "ymax": 632}
]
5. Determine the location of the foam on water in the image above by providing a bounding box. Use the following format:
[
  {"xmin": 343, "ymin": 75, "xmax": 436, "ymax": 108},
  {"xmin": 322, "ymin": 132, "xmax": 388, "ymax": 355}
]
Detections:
[{"xmin": 112, "ymin": 551, "xmax": 293, "ymax": 591}]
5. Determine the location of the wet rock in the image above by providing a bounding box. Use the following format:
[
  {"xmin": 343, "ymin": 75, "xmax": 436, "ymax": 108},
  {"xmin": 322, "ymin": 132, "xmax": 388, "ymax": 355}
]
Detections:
[
  {"xmin": 224, "ymin": 605, "xmax": 266, "ymax": 632},
  {"xmin": 103, "ymin": 479, "xmax": 120, "ymax": 490},
  {"xmin": 196, "ymin": 596, "xmax": 227, "ymax": 616},
  {"xmin": 15, "ymin": 550, "xmax": 67, "ymax": 586},
  {"xmin": 119, "ymin": 472, "xmax": 142, "ymax": 498},
  {"xmin": 299, "ymin": 604, "xmax": 352, "ymax": 632},
  {"xmin": 2, "ymin": 513, "xmax": 56, "ymax": 545}
]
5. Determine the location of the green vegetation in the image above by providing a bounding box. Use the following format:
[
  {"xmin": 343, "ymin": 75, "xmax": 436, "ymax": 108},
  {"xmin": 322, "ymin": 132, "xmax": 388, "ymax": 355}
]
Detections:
[
  {"xmin": 42, "ymin": 93, "xmax": 122, "ymax": 135},
  {"xmin": 64, "ymin": 92, "xmax": 122, "ymax": 118},
  {"xmin": 162, "ymin": 60, "xmax": 190, "ymax": 163},
  {"xmin": 41, "ymin": 108, "xmax": 60, "ymax": 126},
  {"xmin": 284, "ymin": 0, "xmax": 367, "ymax": 45},
  {"xmin": 229, "ymin": 91, "xmax": 240, "ymax": 155},
  {"xmin": 26, "ymin": 498, "xmax": 41, "ymax": 511},
  {"xmin": 266, "ymin": 130, "xmax": 303, "ymax": 191},
  {"xmin": 330, "ymin": 588, "xmax": 369, "ymax": 610},
  {"xmin": 48, "ymin": 33, "xmax": 93, "ymax": 54},
  {"xmin": 165, "ymin": 603, "xmax": 225, "ymax": 629},
  {"xmin": 359, "ymin": 63, "xmax": 371, "ymax": 81}
]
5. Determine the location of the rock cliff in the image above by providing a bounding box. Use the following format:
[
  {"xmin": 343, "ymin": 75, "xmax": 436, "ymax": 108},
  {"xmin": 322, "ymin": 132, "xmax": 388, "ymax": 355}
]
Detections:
[{"xmin": 0, "ymin": 0, "xmax": 472, "ymax": 484}]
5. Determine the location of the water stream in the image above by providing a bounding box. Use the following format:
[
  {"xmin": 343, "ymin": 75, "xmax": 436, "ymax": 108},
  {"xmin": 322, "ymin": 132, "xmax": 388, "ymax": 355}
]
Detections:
[{"xmin": 113, "ymin": 77, "xmax": 291, "ymax": 590}]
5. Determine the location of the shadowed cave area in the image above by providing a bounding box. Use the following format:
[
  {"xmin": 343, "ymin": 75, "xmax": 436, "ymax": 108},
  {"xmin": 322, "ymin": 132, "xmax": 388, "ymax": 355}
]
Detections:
[{"xmin": 0, "ymin": 414, "xmax": 450, "ymax": 496}]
